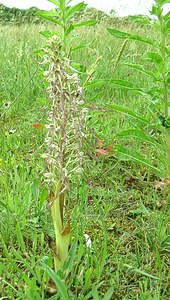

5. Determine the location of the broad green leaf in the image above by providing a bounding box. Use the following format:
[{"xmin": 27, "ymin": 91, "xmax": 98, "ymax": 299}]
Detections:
[
  {"xmin": 41, "ymin": 263, "xmax": 69, "ymax": 300},
  {"xmin": 103, "ymin": 287, "xmax": 114, "ymax": 300},
  {"xmin": 142, "ymin": 51, "xmax": 163, "ymax": 64},
  {"xmin": 36, "ymin": 11, "xmax": 63, "ymax": 26},
  {"xmin": 116, "ymin": 129, "xmax": 159, "ymax": 146},
  {"xmin": 75, "ymin": 20, "xmax": 98, "ymax": 27},
  {"xmin": 116, "ymin": 144, "xmax": 161, "ymax": 174},
  {"xmin": 64, "ymin": 24, "xmax": 74, "ymax": 37},
  {"xmin": 65, "ymin": 2, "xmax": 87, "ymax": 19},
  {"xmin": 107, "ymin": 28, "xmax": 157, "ymax": 47},
  {"xmin": 104, "ymin": 104, "xmax": 150, "ymax": 124}
]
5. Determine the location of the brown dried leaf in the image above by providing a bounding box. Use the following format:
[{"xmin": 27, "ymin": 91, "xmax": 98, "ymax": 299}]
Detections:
[
  {"xmin": 61, "ymin": 220, "xmax": 70, "ymax": 236},
  {"xmin": 96, "ymin": 139, "xmax": 103, "ymax": 149},
  {"xmin": 154, "ymin": 179, "xmax": 170, "ymax": 190},
  {"xmin": 105, "ymin": 144, "xmax": 114, "ymax": 152}
]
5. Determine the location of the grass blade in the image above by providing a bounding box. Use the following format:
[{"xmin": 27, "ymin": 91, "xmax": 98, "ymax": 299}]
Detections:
[
  {"xmin": 41, "ymin": 263, "xmax": 69, "ymax": 300},
  {"xmin": 124, "ymin": 264, "xmax": 160, "ymax": 280}
]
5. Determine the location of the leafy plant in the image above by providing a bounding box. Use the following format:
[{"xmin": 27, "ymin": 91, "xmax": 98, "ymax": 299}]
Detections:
[
  {"xmin": 106, "ymin": 0, "xmax": 170, "ymax": 177},
  {"xmin": 36, "ymin": 0, "xmax": 98, "ymax": 55}
]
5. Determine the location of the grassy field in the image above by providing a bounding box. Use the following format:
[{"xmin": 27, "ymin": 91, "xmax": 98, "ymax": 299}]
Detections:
[{"xmin": 0, "ymin": 19, "xmax": 170, "ymax": 300}]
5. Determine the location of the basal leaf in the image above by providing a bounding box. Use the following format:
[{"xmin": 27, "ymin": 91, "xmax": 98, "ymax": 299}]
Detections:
[{"xmin": 107, "ymin": 28, "xmax": 156, "ymax": 47}]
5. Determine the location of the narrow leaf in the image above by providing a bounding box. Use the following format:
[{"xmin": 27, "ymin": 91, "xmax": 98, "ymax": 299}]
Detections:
[
  {"xmin": 48, "ymin": 0, "xmax": 60, "ymax": 6},
  {"xmin": 116, "ymin": 129, "xmax": 159, "ymax": 146},
  {"xmin": 86, "ymin": 78, "xmax": 142, "ymax": 91},
  {"xmin": 39, "ymin": 30, "xmax": 59, "ymax": 38},
  {"xmin": 107, "ymin": 28, "xmax": 156, "ymax": 47},
  {"xmin": 71, "ymin": 42, "xmax": 92, "ymax": 51},
  {"xmin": 103, "ymin": 287, "xmax": 114, "ymax": 300},
  {"xmin": 124, "ymin": 264, "xmax": 160, "ymax": 280},
  {"xmin": 12, "ymin": 248, "xmax": 37, "ymax": 278},
  {"xmin": 123, "ymin": 62, "xmax": 154, "ymax": 77},
  {"xmin": 107, "ymin": 79, "xmax": 142, "ymax": 91},
  {"xmin": 64, "ymin": 24, "xmax": 74, "ymax": 37},
  {"xmin": 36, "ymin": 11, "xmax": 63, "ymax": 26},
  {"xmin": 105, "ymin": 104, "xmax": 150, "ymax": 124},
  {"xmin": 116, "ymin": 145, "xmax": 161, "ymax": 174},
  {"xmin": 128, "ymin": 15, "xmax": 151, "ymax": 25},
  {"xmin": 59, "ymin": 0, "xmax": 66, "ymax": 12},
  {"xmin": 41, "ymin": 263, "xmax": 69, "ymax": 300},
  {"xmin": 65, "ymin": 2, "xmax": 87, "ymax": 19},
  {"xmin": 92, "ymin": 285, "xmax": 100, "ymax": 300},
  {"xmin": 16, "ymin": 223, "xmax": 26, "ymax": 253},
  {"xmin": 75, "ymin": 20, "xmax": 98, "ymax": 27}
]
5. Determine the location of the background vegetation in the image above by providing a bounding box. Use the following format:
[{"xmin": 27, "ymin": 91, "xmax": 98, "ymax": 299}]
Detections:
[{"xmin": 0, "ymin": 2, "xmax": 169, "ymax": 300}]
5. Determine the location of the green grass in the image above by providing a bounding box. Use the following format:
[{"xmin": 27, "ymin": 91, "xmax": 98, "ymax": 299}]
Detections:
[{"xmin": 0, "ymin": 21, "xmax": 170, "ymax": 299}]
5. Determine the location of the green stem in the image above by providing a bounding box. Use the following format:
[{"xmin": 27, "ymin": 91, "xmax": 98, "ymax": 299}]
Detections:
[
  {"xmin": 51, "ymin": 182, "xmax": 70, "ymax": 272},
  {"xmin": 166, "ymin": 132, "xmax": 170, "ymax": 177},
  {"xmin": 159, "ymin": 8, "xmax": 170, "ymax": 177},
  {"xmin": 159, "ymin": 12, "xmax": 168, "ymax": 118}
]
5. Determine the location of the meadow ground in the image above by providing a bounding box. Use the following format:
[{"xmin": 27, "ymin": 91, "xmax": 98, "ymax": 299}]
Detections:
[{"xmin": 0, "ymin": 20, "xmax": 169, "ymax": 299}]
